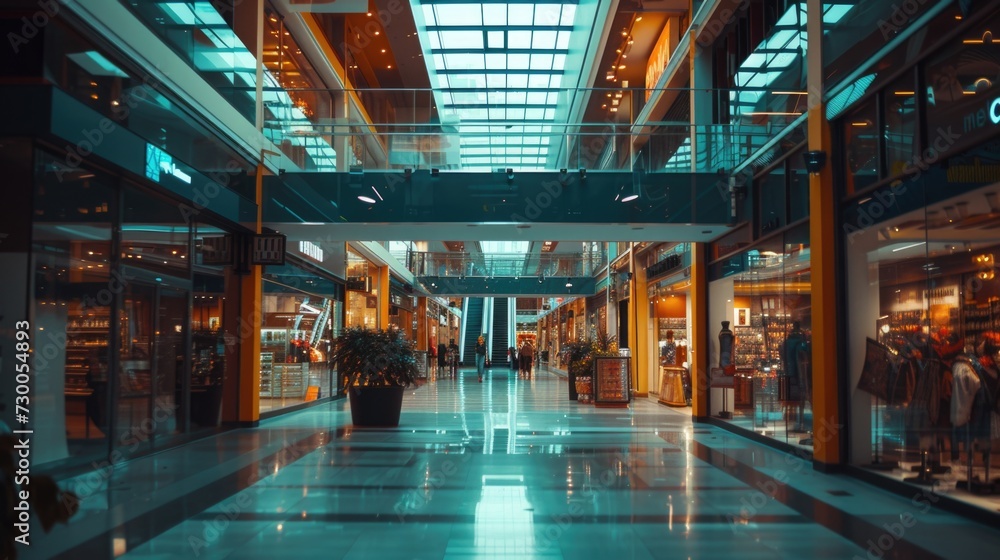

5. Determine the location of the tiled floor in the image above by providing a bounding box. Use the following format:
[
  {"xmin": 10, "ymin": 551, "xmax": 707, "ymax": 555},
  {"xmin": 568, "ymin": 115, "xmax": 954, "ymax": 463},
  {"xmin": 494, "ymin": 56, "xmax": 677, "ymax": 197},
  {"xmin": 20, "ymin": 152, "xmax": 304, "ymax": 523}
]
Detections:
[{"xmin": 24, "ymin": 368, "xmax": 1000, "ymax": 559}]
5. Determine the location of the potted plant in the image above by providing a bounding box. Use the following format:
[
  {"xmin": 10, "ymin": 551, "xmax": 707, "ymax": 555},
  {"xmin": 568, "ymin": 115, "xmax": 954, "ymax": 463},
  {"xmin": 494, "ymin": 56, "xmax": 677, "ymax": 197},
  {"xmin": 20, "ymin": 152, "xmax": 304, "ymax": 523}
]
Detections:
[
  {"xmin": 332, "ymin": 326, "xmax": 418, "ymax": 427},
  {"xmin": 562, "ymin": 340, "xmax": 594, "ymax": 401}
]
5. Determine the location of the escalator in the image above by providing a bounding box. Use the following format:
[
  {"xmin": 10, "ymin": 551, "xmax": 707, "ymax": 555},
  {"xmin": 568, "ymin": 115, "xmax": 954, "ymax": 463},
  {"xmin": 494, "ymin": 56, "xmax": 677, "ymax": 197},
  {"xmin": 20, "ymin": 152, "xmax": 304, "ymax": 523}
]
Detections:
[
  {"xmin": 491, "ymin": 298, "xmax": 509, "ymax": 367},
  {"xmin": 463, "ymin": 297, "xmax": 484, "ymax": 366}
]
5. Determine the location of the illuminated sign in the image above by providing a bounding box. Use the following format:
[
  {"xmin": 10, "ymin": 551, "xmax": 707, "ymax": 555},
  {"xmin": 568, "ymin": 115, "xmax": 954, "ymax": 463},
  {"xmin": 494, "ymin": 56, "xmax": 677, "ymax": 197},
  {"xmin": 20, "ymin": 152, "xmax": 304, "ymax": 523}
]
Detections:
[
  {"xmin": 992, "ymin": 97, "xmax": 1000, "ymax": 125},
  {"xmin": 299, "ymin": 240, "xmax": 324, "ymax": 262},
  {"xmin": 644, "ymin": 18, "xmax": 680, "ymax": 102}
]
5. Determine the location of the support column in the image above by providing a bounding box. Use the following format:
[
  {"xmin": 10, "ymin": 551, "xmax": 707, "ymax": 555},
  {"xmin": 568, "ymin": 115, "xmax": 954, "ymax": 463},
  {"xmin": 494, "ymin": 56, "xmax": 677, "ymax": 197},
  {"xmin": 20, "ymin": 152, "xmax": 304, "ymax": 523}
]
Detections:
[
  {"xmin": 377, "ymin": 265, "xmax": 390, "ymax": 330},
  {"xmin": 417, "ymin": 296, "xmax": 428, "ymax": 351},
  {"xmin": 690, "ymin": 242, "xmax": 709, "ymax": 420},
  {"xmin": 689, "ymin": 25, "xmax": 714, "ymax": 172},
  {"xmin": 238, "ymin": 161, "xmax": 264, "ymax": 426},
  {"xmin": 807, "ymin": 0, "xmax": 842, "ymax": 469},
  {"xmin": 632, "ymin": 260, "xmax": 650, "ymax": 397}
]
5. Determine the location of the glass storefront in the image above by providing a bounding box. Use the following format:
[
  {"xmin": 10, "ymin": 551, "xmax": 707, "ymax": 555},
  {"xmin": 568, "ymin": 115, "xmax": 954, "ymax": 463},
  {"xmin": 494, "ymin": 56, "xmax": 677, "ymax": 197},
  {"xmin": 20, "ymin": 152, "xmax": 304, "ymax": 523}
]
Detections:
[
  {"xmin": 26, "ymin": 148, "xmax": 244, "ymax": 471},
  {"xmin": 346, "ymin": 247, "xmax": 379, "ymax": 329},
  {"xmin": 710, "ymin": 221, "xmax": 811, "ymax": 448},
  {"xmin": 260, "ymin": 259, "xmax": 343, "ymax": 414},
  {"xmin": 843, "ymin": 7, "xmax": 1000, "ymax": 512}
]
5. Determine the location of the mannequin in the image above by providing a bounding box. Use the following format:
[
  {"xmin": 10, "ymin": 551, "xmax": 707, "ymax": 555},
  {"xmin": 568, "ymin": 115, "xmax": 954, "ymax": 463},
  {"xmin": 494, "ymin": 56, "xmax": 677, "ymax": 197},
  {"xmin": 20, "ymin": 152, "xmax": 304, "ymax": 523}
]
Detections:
[
  {"xmin": 781, "ymin": 322, "xmax": 810, "ymax": 431},
  {"xmin": 719, "ymin": 321, "xmax": 735, "ymax": 374}
]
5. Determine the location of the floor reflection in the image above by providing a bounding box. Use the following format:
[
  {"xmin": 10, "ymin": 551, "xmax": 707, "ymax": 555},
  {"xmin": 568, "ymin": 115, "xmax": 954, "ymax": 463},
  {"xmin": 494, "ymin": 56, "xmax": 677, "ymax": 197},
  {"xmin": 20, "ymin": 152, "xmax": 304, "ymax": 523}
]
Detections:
[{"xmin": 474, "ymin": 475, "xmax": 535, "ymax": 557}]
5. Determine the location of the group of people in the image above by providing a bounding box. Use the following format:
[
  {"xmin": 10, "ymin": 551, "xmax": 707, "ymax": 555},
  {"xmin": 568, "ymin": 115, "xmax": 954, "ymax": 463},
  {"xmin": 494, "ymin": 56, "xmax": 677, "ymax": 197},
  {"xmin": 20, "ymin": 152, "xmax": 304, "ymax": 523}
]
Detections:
[
  {"xmin": 509, "ymin": 341, "xmax": 534, "ymax": 379},
  {"xmin": 433, "ymin": 338, "xmax": 461, "ymax": 379},
  {"xmin": 429, "ymin": 338, "xmax": 536, "ymax": 381}
]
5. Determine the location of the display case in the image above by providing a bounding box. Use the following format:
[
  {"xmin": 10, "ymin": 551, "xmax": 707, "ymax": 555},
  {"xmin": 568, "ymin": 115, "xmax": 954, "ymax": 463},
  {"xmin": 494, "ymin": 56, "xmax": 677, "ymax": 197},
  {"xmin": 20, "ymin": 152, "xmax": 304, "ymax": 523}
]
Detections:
[
  {"xmin": 593, "ymin": 356, "xmax": 630, "ymax": 407},
  {"xmin": 275, "ymin": 363, "xmax": 307, "ymax": 398},
  {"xmin": 65, "ymin": 313, "xmax": 111, "ymax": 396},
  {"xmin": 259, "ymin": 352, "xmax": 275, "ymax": 397}
]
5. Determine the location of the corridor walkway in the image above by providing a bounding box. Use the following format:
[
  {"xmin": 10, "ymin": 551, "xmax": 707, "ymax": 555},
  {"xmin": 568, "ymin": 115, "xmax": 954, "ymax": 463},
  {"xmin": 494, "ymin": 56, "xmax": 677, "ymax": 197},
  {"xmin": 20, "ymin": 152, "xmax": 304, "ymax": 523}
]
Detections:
[{"xmin": 32, "ymin": 368, "xmax": 1000, "ymax": 559}]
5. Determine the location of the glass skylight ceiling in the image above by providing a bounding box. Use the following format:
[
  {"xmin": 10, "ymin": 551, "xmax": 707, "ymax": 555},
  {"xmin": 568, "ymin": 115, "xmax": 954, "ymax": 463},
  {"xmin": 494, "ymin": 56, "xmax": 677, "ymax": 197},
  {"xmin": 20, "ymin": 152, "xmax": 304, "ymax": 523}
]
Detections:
[
  {"xmin": 412, "ymin": 1, "xmax": 596, "ymax": 170},
  {"xmin": 730, "ymin": 2, "xmax": 855, "ymax": 122}
]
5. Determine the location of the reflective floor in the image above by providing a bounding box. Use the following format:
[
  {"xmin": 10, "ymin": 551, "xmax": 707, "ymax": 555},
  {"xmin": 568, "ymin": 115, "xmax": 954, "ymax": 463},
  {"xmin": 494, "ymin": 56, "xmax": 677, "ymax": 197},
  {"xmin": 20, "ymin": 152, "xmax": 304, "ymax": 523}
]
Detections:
[{"xmin": 28, "ymin": 368, "xmax": 1000, "ymax": 559}]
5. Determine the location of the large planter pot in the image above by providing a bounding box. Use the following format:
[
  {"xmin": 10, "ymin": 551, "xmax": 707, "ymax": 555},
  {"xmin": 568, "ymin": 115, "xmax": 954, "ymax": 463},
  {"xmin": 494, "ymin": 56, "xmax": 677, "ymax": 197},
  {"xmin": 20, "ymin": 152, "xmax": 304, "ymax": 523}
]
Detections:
[{"xmin": 348, "ymin": 386, "xmax": 405, "ymax": 427}]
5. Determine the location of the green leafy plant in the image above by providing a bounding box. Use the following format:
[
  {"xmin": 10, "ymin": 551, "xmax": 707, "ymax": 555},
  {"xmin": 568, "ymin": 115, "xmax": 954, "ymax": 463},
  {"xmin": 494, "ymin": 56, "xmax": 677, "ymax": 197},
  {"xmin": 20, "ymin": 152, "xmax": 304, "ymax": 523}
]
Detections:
[
  {"xmin": 562, "ymin": 340, "xmax": 595, "ymax": 376},
  {"xmin": 332, "ymin": 327, "xmax": 418, "ymax": 388},
  {"xmin": 592, "ymin": 326, "xmax": 619, "ymax": 357}
]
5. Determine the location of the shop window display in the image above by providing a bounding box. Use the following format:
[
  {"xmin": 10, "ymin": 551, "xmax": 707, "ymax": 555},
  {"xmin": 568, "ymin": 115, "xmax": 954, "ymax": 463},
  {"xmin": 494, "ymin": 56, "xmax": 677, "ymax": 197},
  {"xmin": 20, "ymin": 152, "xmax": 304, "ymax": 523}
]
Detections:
[
  {"xmin": 847, "ymin": 184, "xmax": 1000, "ymax": 508},
  {"xmin": 709, "ymin": 225, "xmax": 812, "ymax": 448}
]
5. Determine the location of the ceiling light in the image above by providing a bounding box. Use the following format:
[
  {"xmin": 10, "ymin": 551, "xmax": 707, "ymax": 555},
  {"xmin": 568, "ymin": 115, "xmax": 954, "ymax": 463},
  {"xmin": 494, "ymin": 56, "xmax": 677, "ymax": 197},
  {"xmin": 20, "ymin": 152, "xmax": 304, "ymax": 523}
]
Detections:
[
  {"xmin": 565, "ymin": 278, "xmax": 573, "ymax": 288},
  {"xmin": 357, "ymin": 195, "xmax": 376, "ymax": 204},
  {"xmin": 381, "ymin": 49, "xmax": 386, "ymax": 53}
]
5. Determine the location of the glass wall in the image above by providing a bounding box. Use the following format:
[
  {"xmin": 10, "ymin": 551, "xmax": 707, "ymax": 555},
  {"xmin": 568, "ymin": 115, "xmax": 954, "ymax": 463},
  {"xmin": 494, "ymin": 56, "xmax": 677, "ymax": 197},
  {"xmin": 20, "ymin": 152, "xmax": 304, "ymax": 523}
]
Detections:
[
  {"xmin": 260, "ymin": 259, "xmax": 343, "ymax": 413},
  {"xmin": 709, "ymin": 223, "xmax": 811, "ymax": 449},
  {"xmin": 27, "ymin": 149, "xmax": 241, "ymax": 472},
  {"xmin": 842, "ymin": 8, "xmax": 1000, "ymax": 510},
  {"xmin": 346, "ymin": 248, "xmax": 379, "ymax": 329}
]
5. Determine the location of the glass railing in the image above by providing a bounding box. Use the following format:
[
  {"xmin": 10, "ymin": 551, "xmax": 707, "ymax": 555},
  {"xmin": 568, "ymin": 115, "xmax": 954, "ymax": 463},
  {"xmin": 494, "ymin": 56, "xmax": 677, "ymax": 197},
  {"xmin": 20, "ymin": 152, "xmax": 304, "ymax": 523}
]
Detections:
[
  {"xmin": 409, "ymin": 252, "xmax": 608, "ymax": 279},
  {"xmin": 254, "ymin": 86, "xmax": 801, "ymax": 173}
]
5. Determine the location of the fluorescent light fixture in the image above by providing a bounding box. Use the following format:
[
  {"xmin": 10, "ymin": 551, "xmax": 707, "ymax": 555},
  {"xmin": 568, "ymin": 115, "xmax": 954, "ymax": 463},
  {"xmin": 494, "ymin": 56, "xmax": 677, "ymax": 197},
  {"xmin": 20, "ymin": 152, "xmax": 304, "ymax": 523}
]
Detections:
[
  {"xmin": 357, "ymin": 195, "xmax": 377, "ymax": 204},
  {"xmin": 620, "ymin": 193, "xmax": 638, "ymax": 202},
  {"xmin": 892, "ymin": 242, "xmax": 926, "ymax": 253},
  {"xmin": 67, "ymin": 51, "xmax": 129, "ymax": 77},
  {"xmin": 371, "ymin": 186, "xmax": 383, "ymax": 201}
]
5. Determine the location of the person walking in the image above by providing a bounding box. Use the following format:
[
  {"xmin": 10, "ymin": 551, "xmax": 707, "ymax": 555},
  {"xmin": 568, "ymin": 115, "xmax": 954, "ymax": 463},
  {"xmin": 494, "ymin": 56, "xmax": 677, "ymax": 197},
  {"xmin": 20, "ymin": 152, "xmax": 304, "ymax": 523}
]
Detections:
[
  {"xmin": 447, "ymin": 339, "xmax": 459, "ymax": 379},
  {"xmin": 475, "ymin": 334, "xmax": 487, "ymax": 382},
  {"xmin": 438, "ymin": 341, "xmax": 447, "ymax": 378},
  {"xmin": 519, "ymin": 340, "xmax": 534, "ymax": 379},
  {"xmin": 508, "ymin": 345, "xmax": 518, "ymax": 376}
]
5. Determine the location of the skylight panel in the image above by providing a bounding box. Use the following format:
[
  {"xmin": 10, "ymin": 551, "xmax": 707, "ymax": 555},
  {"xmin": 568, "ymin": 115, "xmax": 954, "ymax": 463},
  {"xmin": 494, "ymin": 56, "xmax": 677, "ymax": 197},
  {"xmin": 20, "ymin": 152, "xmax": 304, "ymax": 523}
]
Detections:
[
  {"xmin": 526, "ymin": 91, "xmax": 549, "ymax": 105},
  {"xmin": 486, "ymin": 73, "xmax": 506, "ymax": 88},
  {"xmin": 548, "ymin": 75, "xmax": 563, "ymax": 88},
  {"xmin": 489, "ymin": 107, "xmax": 505, "ymax": 120},
  {"xmin": 488, "ymin": 91, "xmax": 506, "ymax": 104},
  {"xmin": 485, "ymin": 53, "xmax": 505, "ymax": 69},
  {"xmin": 508, "ymin": 30, "xmax": 532, "ymax": 49},
  {"xmin": 507, "ymin": 108, "xmax": 526, "ymax": 120},
  {"xmin": 422, "ymin": 4, "xmax": 438, "ymax": 24},
  {"xmin": 775, "ymin": 3, "xmax": 806, "ymax": 27},
  {"xmin": 823, "ymin": 4, "xmax": 853, "ymax": 23},
  {"xmin": 560, "ymin": 4, "xmax": 577, "ymax": 25},
  {"xmin": 508, "ymin": 74, "xmax": 529, "ymax": 88},
  {"xmin": 530, "ymin": 53, "xmax": 554, "ymax": 70},
  {"xmin": 532, "ymin": 30, "xmax": 558, "ymax": 50},
  {"xmin": 508, "ymin": 91, "xmax": 527, "ymax": 104},
  {"xmin": 509, "ymin": 53, "xmax": 531, "ymax": 69},
  {"xmin": 487, "ymin": 31, "xmax": 505, "ymax": 49},
  {"xmin": 534, "ymin": 4, "xmax": 562, "ymax": 25},
  {"xmin": 438, "ymin": 30, "xmax": 484, "ymax": 49},
  {"xmin": 527, "ymin": 74, "xmax": 549, "ymax": 88},
  {"xmin": 525, "ymin": 108, "xmax": 545, "ymax": 120},
  {"xmin": 509, "ymin": 4, "xmax": 534, "ymax": 25},
  {"xmin": 428, "ymin": 31, "xmax": 441, "ymax": 50},
  {"xmin": 556, "ymin": 31, "xmax": 571, "ymax": 50},
  {"xmin": 552, "ymin": 53, "xmax": 567, "ymax": 69},
  {"xmin": 436, "ymin": 5, "xmax": 483, "ymax": 25},
  {"xmin": 482, "ymin": 3, "xmax": 507, "ymax": 25},
  {"xmin": 445, "ymin": 52, "xmax": 485, "ymax": 69}
]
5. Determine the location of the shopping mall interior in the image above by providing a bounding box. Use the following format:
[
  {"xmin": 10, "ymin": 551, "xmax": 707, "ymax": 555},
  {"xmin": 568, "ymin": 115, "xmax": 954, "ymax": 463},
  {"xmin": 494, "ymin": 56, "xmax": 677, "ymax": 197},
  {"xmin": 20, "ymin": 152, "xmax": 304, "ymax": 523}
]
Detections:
[{"xmin": 3, "ymin": 0, "xmax": 1000, "ymax": 558}]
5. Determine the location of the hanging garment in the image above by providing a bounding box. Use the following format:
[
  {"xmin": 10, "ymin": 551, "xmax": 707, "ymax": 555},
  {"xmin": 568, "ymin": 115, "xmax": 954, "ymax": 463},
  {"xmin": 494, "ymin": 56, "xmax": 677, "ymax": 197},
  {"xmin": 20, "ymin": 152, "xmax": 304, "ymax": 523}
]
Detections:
[
  {"xmin": 905, "ymin": 359, "xmax": 944, "ymax": 432},
  {"xmin": 951, "ymin": 356, "xmax": 982, "ymax": 428}
]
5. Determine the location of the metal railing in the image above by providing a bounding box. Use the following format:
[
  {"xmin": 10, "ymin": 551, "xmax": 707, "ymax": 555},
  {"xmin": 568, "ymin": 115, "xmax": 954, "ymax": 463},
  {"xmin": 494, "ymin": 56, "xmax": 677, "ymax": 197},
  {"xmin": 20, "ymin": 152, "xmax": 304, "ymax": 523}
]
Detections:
[{"xmin": 409, "ymin": 251, "xmax": 608, "ymax": 279}]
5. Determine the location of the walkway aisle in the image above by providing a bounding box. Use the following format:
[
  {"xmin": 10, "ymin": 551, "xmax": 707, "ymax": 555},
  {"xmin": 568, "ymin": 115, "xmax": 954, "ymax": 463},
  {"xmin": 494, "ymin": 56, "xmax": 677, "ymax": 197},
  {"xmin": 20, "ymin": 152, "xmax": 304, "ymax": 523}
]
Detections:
[{"xmin": 34, "ymin": 368, "xmax": 1000, "ymax": 559}]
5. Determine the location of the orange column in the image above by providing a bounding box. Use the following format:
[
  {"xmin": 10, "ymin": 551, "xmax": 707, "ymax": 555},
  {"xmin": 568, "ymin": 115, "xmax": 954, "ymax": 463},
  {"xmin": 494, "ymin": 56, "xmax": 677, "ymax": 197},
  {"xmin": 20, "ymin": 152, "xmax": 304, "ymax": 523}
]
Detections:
[
  {"xmin": 807, "ymin": 0, "xmax": 842, "ymax": 467},
  {"xmin": 377, "ymin": 265, "xmax": 390, "ymax": 330},
  {"xmin": 690, "ymin": 242, "xmax": 708, "ymax": 419},
  {"xmin": 238, "ymin": 161, "xmax": 263, "ymax": 425}
]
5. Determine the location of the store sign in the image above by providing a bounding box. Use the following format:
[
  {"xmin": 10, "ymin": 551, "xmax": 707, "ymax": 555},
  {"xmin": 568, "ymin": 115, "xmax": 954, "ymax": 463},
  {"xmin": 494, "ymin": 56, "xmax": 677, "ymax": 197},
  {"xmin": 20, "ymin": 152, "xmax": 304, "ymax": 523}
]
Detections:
[
  {"xmin": 145, "ymin": 144, "xmax": 191, "ymax": 184},
  {"xmin": 252, "ymin": 234, "xmax": 286, "ymax": 265},
  {"xmin": 644, "ymin": 18, "xmax": 679, "ymax": 102},
  {"xmin": 201, "ymin": 235, "xmax": 233, "ymax": 265},
  {"xmin": 646, "ymin": 253, "xmax": 683, "ymax": 279},
  {"xmin": 299, "ymin": 240, "xmax": 324, "ymax": 263},
  {"xmin": 962, "ymin": 95, "xmax": 1000, "ymax": 133}
]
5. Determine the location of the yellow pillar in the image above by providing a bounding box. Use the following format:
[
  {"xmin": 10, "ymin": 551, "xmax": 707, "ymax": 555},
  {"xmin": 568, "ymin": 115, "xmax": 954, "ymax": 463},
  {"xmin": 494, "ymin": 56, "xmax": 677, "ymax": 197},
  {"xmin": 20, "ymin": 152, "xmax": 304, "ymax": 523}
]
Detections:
[
  {"xmin": 807, "ymin": 0, "xmax": 841, "ymax": 467},
  {"xmin": 632, "ymin": 263, "xmax": 650, "ymax": 397},
  {"xmin": 238, "ymin": 162, "xmax": 263, "ymax": 425},
  {"xmin": 417, "ymin": 296, "xmax": 428, "ymax": 351},
  {"xmin": 690, "ymin": 242, "xmax": 708, "ymax": 419},
  {"xmin": 377, "ymin": 265, "xmax": 390, "ymax": 330}
]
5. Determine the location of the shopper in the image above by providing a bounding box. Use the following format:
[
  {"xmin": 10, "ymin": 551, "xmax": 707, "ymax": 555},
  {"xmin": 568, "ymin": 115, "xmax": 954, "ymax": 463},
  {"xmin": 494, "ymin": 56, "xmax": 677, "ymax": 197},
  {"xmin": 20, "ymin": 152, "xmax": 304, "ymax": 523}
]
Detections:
[
  {"xmin": 519, "ymin": 340, "xmax": 534, "ymax": 379},
  {"xmin": 448, "ymin": 339, "xmax": 459, "ymax": 378},
  {"xmin": 475, "ymin": 335, "xmax": 487, "ymax": 382},
  {"xmin": 438, "ymin": 341, "xmax": 447, "ymax": 377},
  {"xmin": 508, "ymin": 345, "xmax": 518, "ymax": 375}
]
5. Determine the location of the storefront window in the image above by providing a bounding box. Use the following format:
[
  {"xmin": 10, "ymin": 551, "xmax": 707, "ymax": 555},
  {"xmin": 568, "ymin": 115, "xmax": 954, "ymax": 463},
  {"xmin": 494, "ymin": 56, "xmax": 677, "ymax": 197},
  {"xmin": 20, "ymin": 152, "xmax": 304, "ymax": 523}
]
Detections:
[
  {"xmin": 260, "ymin": 259, "xmax": 342, "ymax": 413},
  {"xmin": 709, "ymin": 224, "xmax": 811, "ymax": 449},
  {"xmin": 884, "ymin": 72, "xmax": 918, "ymax": 177},
  {"xmin": 346, "ymin": 249, "xmax": 378, "ymax": 329},
  {"xmin": 843, "ymin": 98, "xmax": 879, "ymax": 194},
  {"xmin": 32, "ymin": 153, "xmax": 116, "ymax": 469},
  {"xmin": 845, "ymin": 178, "xmax": 1000, "ymax": 511}
]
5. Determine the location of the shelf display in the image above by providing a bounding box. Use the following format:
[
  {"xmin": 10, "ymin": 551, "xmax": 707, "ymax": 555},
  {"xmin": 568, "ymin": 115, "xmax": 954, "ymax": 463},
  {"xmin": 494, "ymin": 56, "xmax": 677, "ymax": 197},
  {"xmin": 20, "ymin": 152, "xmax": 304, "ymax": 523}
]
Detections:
[
  {"xmin": 593, "ymin": 356, "xmax": 630, "ymax": 407},
  {"xmin": 260, "ymin": 352, "xmax": 275, "ymax": 397}
]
